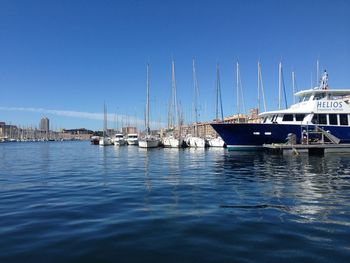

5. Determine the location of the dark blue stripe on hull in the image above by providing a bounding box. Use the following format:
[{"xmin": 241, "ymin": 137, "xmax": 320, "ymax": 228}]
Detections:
[{"xmin": 211, "ymin": 123, "xmax": 350, "ymax": 148}]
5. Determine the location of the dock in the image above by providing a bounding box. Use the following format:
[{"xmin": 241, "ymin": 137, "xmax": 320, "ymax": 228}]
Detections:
[
  {"xmin": 263, "ymin": 126, "xmax": 350, "ymax": 156},
  {"xmin": 263, "ymin": 143, "xmax": 350, "ymax": 156}
]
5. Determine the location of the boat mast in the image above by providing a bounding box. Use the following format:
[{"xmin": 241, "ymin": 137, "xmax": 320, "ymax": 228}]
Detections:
[
  {"xmin": 146, "ymin": 63, "xmax": 150, "ymax": 135},
  {"xmin": 171, "ymin": 60, "xmax": 179, "ymax": 130},
  {"xmin": 257, "ymin": 61, "xmax": 267, "ymax": 113},
  {"xmin": 216, "ymin": 64, "xmax": 219, "ymax": 122},
  {"xmin": 316, "ymin": 58, "xmax": 320, "ymax": 87},
  {"xmin": 278, "ymin": 62, "xmax": 282, "ymax": 110},
  {"xmin": 292, "ymin": 71, "xmax": 296, "ymax": 104},
  {"xmin": 216, "ymin": 63, "xmax": 223, "ymax": 122},
  {"xmin": 103, "ymin": 102, "xmax": 107, "ymax": 138},
  {"xmin": 257, "ymin": 61, "xmax": 260, "ymax": 114},
  {"xmin": 236, "ymin": 61, "xmax": 240, "ymax": 118},
  {"xmin": 192, "ymin": 58, "xmax": 200, "ymax": 136}
]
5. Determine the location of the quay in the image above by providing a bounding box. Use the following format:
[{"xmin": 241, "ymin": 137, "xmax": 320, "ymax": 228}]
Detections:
[
  {"xmin": 264, "ymin": 126, "xmax": 350, "ymax": 156},
  {"xmin": 263, "ymin": 143, "xmax": 350, "ymax": 156}
]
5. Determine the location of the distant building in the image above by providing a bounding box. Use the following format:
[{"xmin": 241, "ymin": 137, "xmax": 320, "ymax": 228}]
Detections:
[
  {"xmin": 40, "ymin": 117, "xmax": 50, "ymax": 133},
  {"xmin": 0, "ymin": 122, "xmax": 5, "ymax": 137},
  {"xmin": 62, "ymin": 128, "xmax": 94, "ymax": 135},
  {"xmin": 122, "ymin": 126, "xmax": 137, "ymax": 135}
]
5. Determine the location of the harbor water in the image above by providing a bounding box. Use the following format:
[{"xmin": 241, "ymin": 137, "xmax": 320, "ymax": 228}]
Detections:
[{"xmin": 0, "ymin": 141, "xmax": 350, "ymax": 262}]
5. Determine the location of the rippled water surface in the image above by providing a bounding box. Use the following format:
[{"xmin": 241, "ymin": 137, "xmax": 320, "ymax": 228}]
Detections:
[{"xmin": 1, "ymin": 141, "xmax": 350, "ymax": 262}]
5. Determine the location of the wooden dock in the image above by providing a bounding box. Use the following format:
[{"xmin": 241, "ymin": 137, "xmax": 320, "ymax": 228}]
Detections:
[
  {"xmin": 264, "ymin": 126, "xmax": 350, "ymax": 156},
  {"xmin": 263, "ymin": 143, "xmax": 350, "ymax": 156}
]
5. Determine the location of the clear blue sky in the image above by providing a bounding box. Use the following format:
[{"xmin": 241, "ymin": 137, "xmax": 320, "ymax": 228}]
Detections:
[{"xmin": 1, "ymin": 0, "xmax": 349, "ymax": 131}]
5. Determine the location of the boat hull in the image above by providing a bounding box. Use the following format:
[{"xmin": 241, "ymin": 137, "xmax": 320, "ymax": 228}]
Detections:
[
  {"xmin": 208, "ymin": 137, "xmax": 225, "ymax": 147},
  {"xmin": 99, "ymin": 137, "xmax": 113, "ymax": 146},
  {"xmin": 113, "ymin": 139, "xmax": 126, "ymax": 146},
  {"xmin": 211, "ymin": 123, "xmax": 350, "ymax": 150},
  {"xmin": 186, "ymin": 136, "xmax": 207, "ymax": 148},
  {"xmin": 138, "ymin": 139, "xmax": 159, "ymax": 148}
]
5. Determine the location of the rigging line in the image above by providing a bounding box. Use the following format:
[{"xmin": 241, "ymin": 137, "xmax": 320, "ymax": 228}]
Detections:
[
  {"xmin": 238, "ymin": 67, "xmax": 246, "ymax": 114},
  {"xmin": 259, "ymin": 64, "xmax": 267, "ymax": 112},
  {"xmin": 281, "ymin": 67, "xmax": 288, "ymax": 109},
  {"xmin": 217, "ymin": 65, "xmax": 224, "ymax": 121}
]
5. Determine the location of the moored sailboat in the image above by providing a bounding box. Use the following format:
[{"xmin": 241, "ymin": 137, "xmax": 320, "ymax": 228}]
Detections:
[
  {"xmin": 208, "ymin": 63, "xmax": 225, "ymax": 147},
  {"xmin": 186, "ymin": 59, "xmax": 206, "ymax": 148},
  {"xmin": 99, "ymin": 103, "xmax": 113, "ymax": 146},
  {"xmin": 139, "ymin": 64, "xmax": 160, "ymax": 148}
]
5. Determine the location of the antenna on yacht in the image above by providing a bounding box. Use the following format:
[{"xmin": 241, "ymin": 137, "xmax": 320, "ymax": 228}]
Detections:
[
  {"xmin": 316, "ymin": 58, "xmax": 320, "ymax": 87},
  {"xmin": 292, "ymin": 71, "xmax": 296, "ymax": 104},
  {"xmin": 320, "ymin": 70, "xmax": 328, "ymax": 90}
]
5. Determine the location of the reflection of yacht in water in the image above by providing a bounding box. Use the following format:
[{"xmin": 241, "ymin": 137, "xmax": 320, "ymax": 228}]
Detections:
[{"xmin": 212, "ymin": 71, "xmax": 350, "ymax": 150}]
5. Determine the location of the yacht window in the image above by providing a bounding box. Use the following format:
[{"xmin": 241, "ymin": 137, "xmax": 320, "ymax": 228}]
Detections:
[
  {"xmin": 312, "ymin": 114, "xmax": 327, "ymax": 124},
  {"xmin": 303, "ymin": 95, "xmax": 311, "ymax": 102},
  {"xmin": 272, "ymin": 115, "xmax": 278, "ymax": 123},
  {"xmin": 295, "ymin": 114, "xmax": 305, "ymax": 121},
  {"xmin": 319, "ymin": 114, "xmax": 327, "ymax": 124},
  {"xmin": 282, "ymin": 114, "xmax": 293, "ymax": 121},
  {"xmin": 313, "ymin": 93, "xmax": 325, "ymax": 100},
  {"xmin": 329, "ymin": 114, "xmax": 338, "ymax": 125},
  {"xmin": 340, "ymin": 114, "xmax": 348, "ymax": 126}
]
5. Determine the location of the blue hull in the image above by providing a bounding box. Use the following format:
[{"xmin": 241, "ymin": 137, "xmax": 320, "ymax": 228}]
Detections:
[{"xmin": 211, "ymin": 123, "xmax": 350, "ymax": 150}]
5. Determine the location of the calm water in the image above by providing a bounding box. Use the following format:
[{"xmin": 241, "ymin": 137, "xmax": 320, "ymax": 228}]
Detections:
[{"xmin": 1, "ymin": 141, "xmax": 350, "ymax": 262}]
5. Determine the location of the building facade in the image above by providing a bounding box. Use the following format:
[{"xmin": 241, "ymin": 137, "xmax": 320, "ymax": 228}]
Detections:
[{"xmin": 40, "ymin": 117, "xmax": 50, "ymax": 133}]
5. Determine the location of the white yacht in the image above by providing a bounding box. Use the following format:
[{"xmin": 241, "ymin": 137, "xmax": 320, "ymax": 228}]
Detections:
[
  {"xmin": 126, "ymin": 133, "xmax": 139, "ymax": 145},
  {"xmin": 113, "ymin": 133, "xmax": 126, "ymax": 146},
  {"xmin": 138, "ymin": 135, "xmax": 159, "ymax": 148},
  {"xmin": 99, "ymin": 137, "xmax": 113, "ymax": 146},
  {"xmin": 212, "ymin": 71, "xmax": 350, "ymax": 150}
]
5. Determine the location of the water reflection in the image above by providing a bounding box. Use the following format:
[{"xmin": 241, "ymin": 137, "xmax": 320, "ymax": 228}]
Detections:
[{"xmin": 215, "ymin": 151, "xmax": 350, "ymax": 224}]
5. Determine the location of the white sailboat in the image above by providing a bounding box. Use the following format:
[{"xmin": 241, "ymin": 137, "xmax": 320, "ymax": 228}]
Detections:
[
  {"xmin": 126, "ymin": 133, "xmax": 139, "ymax": 145},
  {"xmin": 139, "ymin": 64, "xmax": 160, "ymax": 148},
  {"xmin": 186, "ymin": 58, "xmax": 206, "ymax": 148},
  {"xmin": 99, "ymin": 103, "xmax": 113, "ymax": 146},
  {"xmin": 163, "ymin": 60, "xmax": 183, "ymax": 148},
  {"xmin": 113, "ymin": 133, "xmax": 126, "ymax": 146}
]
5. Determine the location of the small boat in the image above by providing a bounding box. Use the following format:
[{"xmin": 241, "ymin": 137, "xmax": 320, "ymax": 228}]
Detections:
[
  {"xmin": 162, "ymin": 136, "xmax": 172, "ymax": 147},
  {"xmin": 90, "ymin": 136, "xmax": 100, "ymax": 145},
  {"xmin": 113, "ymin": 133, "xmax": 126, "ymax": 146},
  {"xmin": 163, "ymin": 135, "xmax": 184, "ymax": 148},
  {"xmin": 185, "ymin": 135, "xmax": 207, "ymax": 148},
  {"xmin": 99, "ymin": 137, "xmax": 113, "ymax": 146},
  {"xmin": 126, "ymin": 133, "xmax": 139, "ymax": 145},
  {"xmin": 138, "ymin": 135, "xmax": 159, "ymax": 148},
  {"xmin": 207, "ymin": 136, "xmax": 225, "ymax": 147}
]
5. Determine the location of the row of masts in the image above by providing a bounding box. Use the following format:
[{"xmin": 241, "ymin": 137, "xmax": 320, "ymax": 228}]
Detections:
[{"xmin": 98, "ymin": 59, "xmax": 323, "ymax": 147}]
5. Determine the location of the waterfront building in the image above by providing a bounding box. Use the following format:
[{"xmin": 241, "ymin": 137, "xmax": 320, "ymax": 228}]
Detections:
[
  {"xmin": 40, "ymin": 117, "xmax": 50, "ymax": 133},
  {"xmin": 122, "ymin": 126, "xmax": 137, "ymax": 136},
  {"xmin": 39, "ymin": 117, "xmax": 49, "ymax": 139}
]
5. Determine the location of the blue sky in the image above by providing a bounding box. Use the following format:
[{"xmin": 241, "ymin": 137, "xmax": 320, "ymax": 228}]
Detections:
[{"xmin": 1, "ymin": 0, "xmax": 349, "ymax": 130}]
